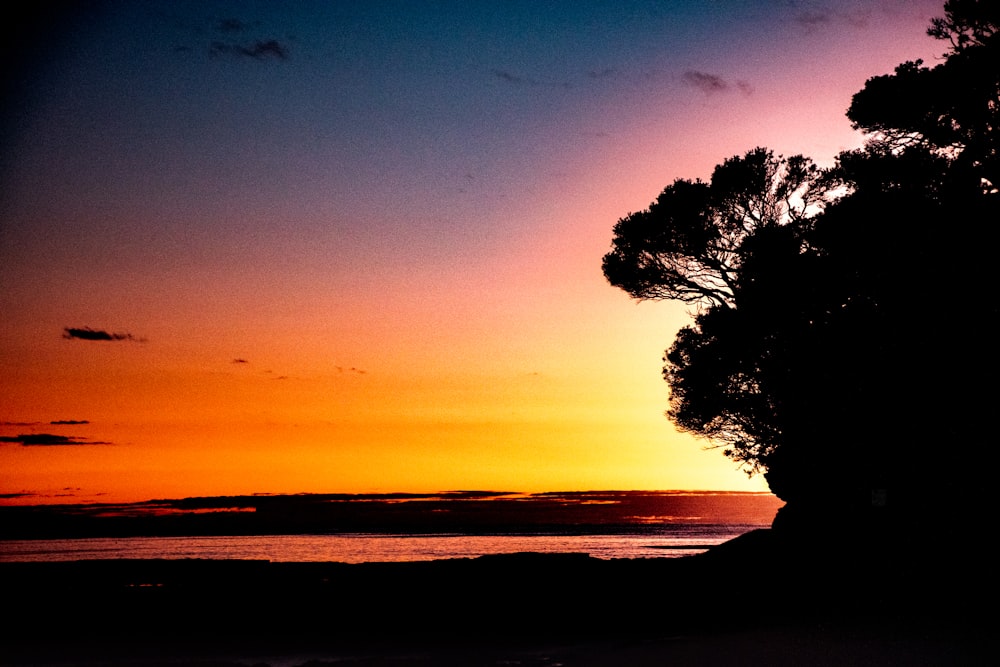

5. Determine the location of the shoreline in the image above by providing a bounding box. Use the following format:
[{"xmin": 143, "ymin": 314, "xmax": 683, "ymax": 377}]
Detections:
[{"xmin": 3, "ymin": 530, "xmax": 995, "ymax": 665}]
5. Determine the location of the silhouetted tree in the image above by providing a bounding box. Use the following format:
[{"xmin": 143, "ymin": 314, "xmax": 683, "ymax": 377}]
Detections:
[
  {"xmin": 848, "ymin": 0, "xmax": 999, "ymax": 189},
  {"xmin": 605, "ymin": 1, "xmax": 999, "ymax": 534},
  {"xmin": 602, "ymin": 148, "xmax": 828, "ymax": 309}
]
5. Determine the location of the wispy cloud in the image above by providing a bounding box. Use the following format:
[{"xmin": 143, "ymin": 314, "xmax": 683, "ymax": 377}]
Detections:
[
  {"xmin": 0, "ymin": 433, "xmax": 110, "ymax": 446},
  {"xmin": 215, "ymin": 18, "xmax": 252, "ymax": 34},
  {"xmin": 210, "ymin": 39, "xmax": 289, "ymax": 60},
  {"xmin": 50, "ymin": 420, "xmax": 90, "ymax": 425},
  {"xmin": 683, "ymin": 70, "xmax": 727, "ymax": 93},
  {"xmin": 795, "ymin": 10, "xmax": 832, "ymax": 28},
  {"xmin": 492, "ymin": 69, "xmax": 529, "ymax": 85},
  {"xmin": 792, "ymin": 6, "xmax": 871, "ymax": 31},
  {"xmin": 63, "ymin": 327, "xmax": 146, "ymax": 343},
  {"xmin": 682, "ymin": 70, "xmax": 753, "ymax": 97},
  {"xmin": 587, "ymin": 68, "xmax": 618, "ymax": 80},
  {"xmin": 491, "ymin": 69, "xmax": 571, "ymax": 89},
  {"xmin": 170, "ymin": 14, "xmax": 289, "ymax": 61},
  {"xmin": 232, "ymin": 358, "xmax": 249, "ymax": 364},
  {"xmin": 336, "ymin": 366, "xmax": 367, "ymax": 375}
]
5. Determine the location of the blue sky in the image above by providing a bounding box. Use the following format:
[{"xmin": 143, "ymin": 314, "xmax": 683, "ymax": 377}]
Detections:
[{"xmin": 1, "ymin": 1, "xmax": 949, "ymax": 502}]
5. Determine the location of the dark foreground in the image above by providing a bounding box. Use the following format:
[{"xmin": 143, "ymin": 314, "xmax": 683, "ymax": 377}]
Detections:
[{"xmin": 3, "ymin": 529, "xmax": 996, "ymax": 666}]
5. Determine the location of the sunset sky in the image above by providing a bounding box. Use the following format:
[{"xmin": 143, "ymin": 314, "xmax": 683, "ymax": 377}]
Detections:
[{"xmin": 1, "ymin": 0, "xmax": 947, "ymax": 504}]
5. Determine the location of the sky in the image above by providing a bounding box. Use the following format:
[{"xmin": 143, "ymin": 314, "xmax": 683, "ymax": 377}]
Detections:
[{"xmin": 1, "ymin": 0, "xmax": 948, "ymax": 505}]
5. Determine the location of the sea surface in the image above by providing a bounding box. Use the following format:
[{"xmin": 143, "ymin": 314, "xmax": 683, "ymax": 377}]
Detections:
[
  {"xmin": 0, "ymin": 491, "xmax": 783, "ymax": 562},
  {"xmin": 0, "ymin": 525, "xmax": 759, "ymax": 563}
]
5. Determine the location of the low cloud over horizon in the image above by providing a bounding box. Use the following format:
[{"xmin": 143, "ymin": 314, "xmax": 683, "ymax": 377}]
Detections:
[{"xmin": 0, "ymin": 433, "xmax": 110, "ymax": 446}]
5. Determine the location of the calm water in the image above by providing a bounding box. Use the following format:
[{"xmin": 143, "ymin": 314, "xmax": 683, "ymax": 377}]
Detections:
[{"xmin": 0, "ymin": 525, "xmax": 758, "ymax": 563}]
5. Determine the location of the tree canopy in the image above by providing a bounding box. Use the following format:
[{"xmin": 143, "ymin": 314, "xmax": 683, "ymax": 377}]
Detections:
[
  {"xmin": 604, "ymin": 0, "xmax": 999, "ymax": 531},
  {"xmin": 602, "ymin": 148, "xmax": 828, "ymax": 309},
  {"xmin": 848, "ymin": 0, "xmax": 999, "ymax": 189}
]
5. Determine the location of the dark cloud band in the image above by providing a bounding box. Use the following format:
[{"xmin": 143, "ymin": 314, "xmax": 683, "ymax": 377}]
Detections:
[
  {"xmin": 210, "ymin": 39, "xmax": 289, "ymax": 60},
  {"xmin": 63, "ymin": 327, "xmax": 145, "ymax": 342},
  {"xmin": 0, "ymin": 433, "xmax": 109, "ymax": 446}
]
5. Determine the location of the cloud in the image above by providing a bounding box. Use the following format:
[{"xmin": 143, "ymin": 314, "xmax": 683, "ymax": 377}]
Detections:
[
  {"xmin": 0, "ymin": 433, "xmax": 110, "ymax": 446},
  {"xmin": 492, "ymin": 69, "xmax": 527, "ymax": 85},
  {"xmin": 63, "ymin": 327, "xmax": 146, "ymax": 342},
  {"xmin": 232, "ymin": 358, "xmax": 249, "ymax": 364},
  {"xmin": 682, "ymin": 70, "xmax": 729, "ymax": 94},
  {"xmin": 1, "ymin": 421, "xmax": 39, "ymax": 426},
  {"xmin": 336, "ymin": 366, "xmax": 367, "ymax": 375},
  {"xmin": 587, "ymin": 68, "xmax": 618, "ymax": 80},
  {"xmin": 210, "ymin": 39, "xmax": 289, "ymax": 60},
  {"xmin": 0, "ymin": 492, "xmax": 36, "ymax": 499},
  {"xmin": 244, "ymin": 40, "xmax": 289, "ymax": 60},
  {"xmin": 793, "ymin": 7, "xmax": 870, "ymax": 31},
  {"xmin": 795, "ymin": 10, "xmax": 832, "ymax": 28},
  {"xmin": 491, "ymin": 69, "xmax": 571, "ymax": 89},
  {"xmin": 50, "ymin": 420, "xmax": 90, "ymax": 425},
  {"xmin": 682, "ymin": 70, "xmax": 754, "ymax": 97},
  {"xmin": 169, "ymin": 14, "xmax": 286, "ymax": 61}
]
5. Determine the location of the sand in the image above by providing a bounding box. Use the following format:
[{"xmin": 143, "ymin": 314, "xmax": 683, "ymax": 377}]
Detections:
[{"xmin": 2, "ymin": 531, "xmax": 995, "ymax": 666}]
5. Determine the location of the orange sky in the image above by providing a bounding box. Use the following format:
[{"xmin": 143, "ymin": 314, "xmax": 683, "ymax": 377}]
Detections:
[{"xmin": 1, "ymin": 1, "xmax": 947, "ymax": 504}]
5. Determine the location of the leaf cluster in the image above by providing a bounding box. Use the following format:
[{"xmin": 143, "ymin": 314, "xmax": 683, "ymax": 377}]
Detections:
[{"xmin": 602, "ymin": 148, "xmax": 828, "ymax": 310}]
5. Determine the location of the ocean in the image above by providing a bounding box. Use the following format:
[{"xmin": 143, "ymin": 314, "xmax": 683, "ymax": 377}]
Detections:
[
  {"xmin": 0, "ymin": 490, "xmax": 783, "ymax": 562},
  {"xmin": 0, "ymin": 525, "xmax": 762, "ymax": 563}
]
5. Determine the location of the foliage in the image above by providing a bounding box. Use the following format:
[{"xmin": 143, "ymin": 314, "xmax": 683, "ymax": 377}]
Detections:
[
  {"xmin": 602, "ymin": 148, "xmax": 828, "ymax": 309},
  {"xmin": 927, "ymin": 0, "xmax": 999, "ymax": 51},
  {"xmin": 848, "ymin": 0, "xmax": 999, "ymax": 189},
  {"xmin": 603, "ymin": 1, "xmax": 1000, "ymax": 520}
]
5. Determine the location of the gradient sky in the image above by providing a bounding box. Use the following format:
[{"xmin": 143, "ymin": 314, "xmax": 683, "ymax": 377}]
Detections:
[{"xmin": 1, "ymin": 0, "xmax": 947, "ymax": 504}]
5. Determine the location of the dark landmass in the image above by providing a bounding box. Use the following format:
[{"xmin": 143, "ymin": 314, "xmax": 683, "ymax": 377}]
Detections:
[
  {"xmin": 2, "ymin": 529, "xmax": 995, "ymax": 666},
  {"xmin": 0, "ymin": 490, "xmax": 783, "ymax": 539}
]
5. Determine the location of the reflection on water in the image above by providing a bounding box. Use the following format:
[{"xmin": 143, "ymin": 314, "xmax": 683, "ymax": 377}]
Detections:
[{"xmin": 0, "ymin": 526, "xmax": 759, "ymax": 563}]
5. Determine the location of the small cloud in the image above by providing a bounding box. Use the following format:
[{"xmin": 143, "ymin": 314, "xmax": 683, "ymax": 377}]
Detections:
[
  {"xmin": 0, "ymin": 492, "xmax": 36, "ymax": 499},
  {"xmin": 63, "ymin": 327, "xmax": 146, "ymax": 343},
  {"xmin": 335, "ymin": 366, "xmax": 367, "ymax": 375},
  {"xmin": 232, "ymin": 358, "xmax": 249, "ymax": 364},
  {"xmin": 210, "ymin": 38, "xmax": 289, "ymax": 60},
  {"xmin": 1, "ymin": 421, "xmax": 39, "ymax": 426},
  {"xmin": 682, "ymin": 70, "xmax": 728, "ymax": 94},
  {"xmin": 794, "ymin": 8, "xmax": 869, "ymax": 31},
  {"xmin": 491, "ymin": 69, "xmax": 570, "ymax": 89},
  {"xmin": 682, "ymin": 71, "xmax": 753, "ymax": 97},
  {"xmin": 0, "ymin": 433, "xmax": 110, "ymax": 446},
  {"xmin": 248, "ymin": 40, "xmax": 288, "ymax": 59},
  {"xmin": 795, "ymin": 10, "xmax": 831, "ymax": 28},
  {"xmin": 50, "ymin": 420, "xmax": 90, "ymax": 425},
  {"xmin": 492, "ymin": 69, "xmax": 526, "ymax": 85}
]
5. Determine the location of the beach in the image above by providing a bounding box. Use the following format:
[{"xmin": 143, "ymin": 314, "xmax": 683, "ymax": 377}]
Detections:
[{"xmin": 3, "ymin": 530, "xmax": 995, "ymax": 666}]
